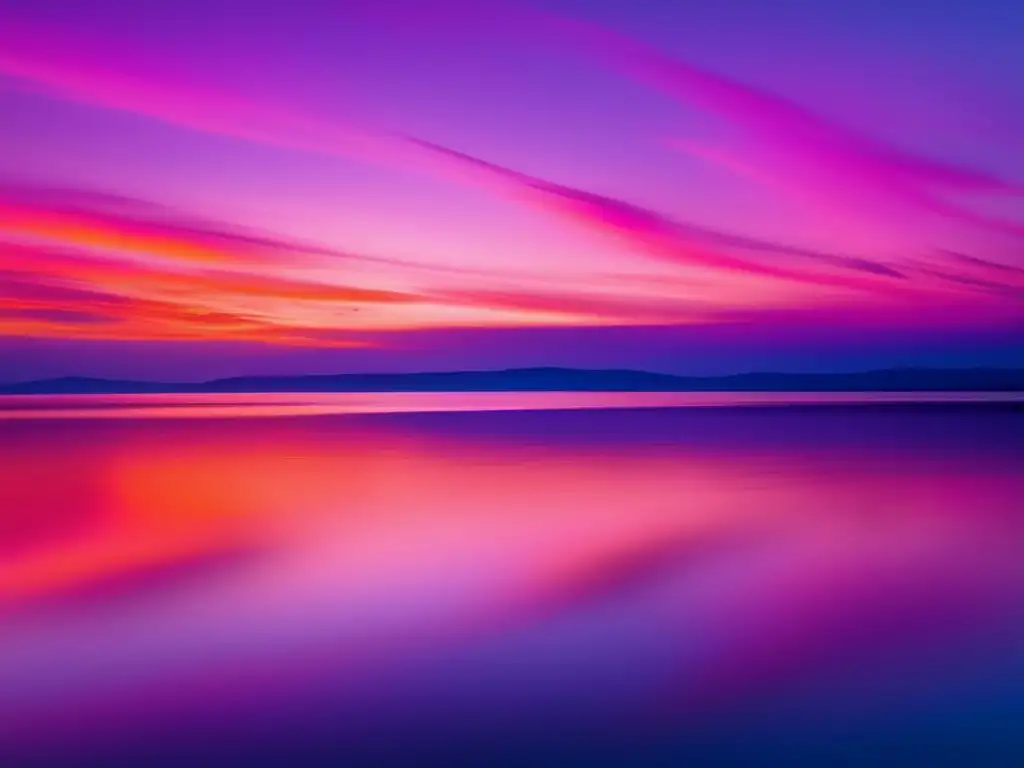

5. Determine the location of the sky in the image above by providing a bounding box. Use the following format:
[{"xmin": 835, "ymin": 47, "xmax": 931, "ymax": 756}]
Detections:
[{"xmin": 0, "ymin": 0, "xmax": 1022, "ymax": 380}]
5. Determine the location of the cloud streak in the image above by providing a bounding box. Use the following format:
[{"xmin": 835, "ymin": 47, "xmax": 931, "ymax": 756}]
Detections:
[
  {"xmin": 1, "ymin": 184, "xmax": 665, "ymax": 344},
  {"xmin": 0, "ymin": 15, "xmax": 396, "ymax": 169},
  {"xmin": 528, "ymin": 12, "xmax": 1024, "ymax": 240},
  {"xmin": 398, "ymin": 138, "xmax": 961, "ymax": 303}
]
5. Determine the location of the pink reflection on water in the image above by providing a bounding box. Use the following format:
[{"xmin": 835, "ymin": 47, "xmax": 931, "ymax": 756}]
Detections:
[
  {"xmin": 0, "ymin": 398, "xmax": 1022, "ymax": 758},
  {"xmin": 0, "ymin": 390, "xmax": 1020, "ymax": 421}
]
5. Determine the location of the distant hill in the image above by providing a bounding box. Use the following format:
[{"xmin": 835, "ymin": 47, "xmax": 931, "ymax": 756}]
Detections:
[{"xmin": 2, "ymin": 367, "xmax": 1023, "ymax": 395}]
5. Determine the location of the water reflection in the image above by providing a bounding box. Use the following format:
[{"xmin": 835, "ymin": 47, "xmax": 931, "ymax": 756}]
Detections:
[{"xmin": 1, "ymin": 397, "xmax": 1022, "ymax": 764}]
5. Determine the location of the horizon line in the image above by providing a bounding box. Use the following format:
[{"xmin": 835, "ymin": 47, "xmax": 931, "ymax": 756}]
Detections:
[{"xmin": 3, "ymin": 364, "xmax": 1024, "ymax": 389}]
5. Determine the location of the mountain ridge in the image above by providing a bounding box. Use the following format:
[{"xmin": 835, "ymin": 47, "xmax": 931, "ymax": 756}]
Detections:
[{"xmin": 2, "ymin": 367, "xmax": 1023, "ymax": 394}]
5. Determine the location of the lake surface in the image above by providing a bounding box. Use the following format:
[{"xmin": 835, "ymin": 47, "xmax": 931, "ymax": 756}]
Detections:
[{"xmin": 1, "ymin": 394, "xmax": 1023, "ymax": 766}]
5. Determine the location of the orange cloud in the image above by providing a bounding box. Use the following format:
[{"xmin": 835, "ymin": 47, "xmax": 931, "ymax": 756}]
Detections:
[
  {"xmin": 0, "ymin": 201, "xmax": 245, "ymax": 267},
  {"xmin": 0, "ymin": 190, "xmax": 624, "ymax": 344}
]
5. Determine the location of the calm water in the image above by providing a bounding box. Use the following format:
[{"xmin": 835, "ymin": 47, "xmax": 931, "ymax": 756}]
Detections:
[{"xmin": 1, "ymin": 394, "xmax": 1023, "ymax": 766}]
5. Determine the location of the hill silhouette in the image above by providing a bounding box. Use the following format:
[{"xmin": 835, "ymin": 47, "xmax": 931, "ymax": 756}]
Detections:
[{"xmin": 1, "ymin": 367, "xmax": 1022, "ymax": 394}]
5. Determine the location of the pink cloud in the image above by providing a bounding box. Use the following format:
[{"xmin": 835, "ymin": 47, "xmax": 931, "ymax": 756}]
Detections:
[
  {"xmin": 399, "ymin": 139, "xmax": 946, "ymax": 302},
  {"xmin": 0, "ymin": 14, "xmax": 409, "ymax": 171},
  {"xmin": 3, "ymin": 185, "xmax": 694, "ymax": 343},
  {"xmin": 533, "ymin": 13, "xmax": 1024, "ymax": 240}
]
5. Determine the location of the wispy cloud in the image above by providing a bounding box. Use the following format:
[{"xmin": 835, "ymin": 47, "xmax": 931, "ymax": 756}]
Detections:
[
  {"xmin": 398, "ymin": 138, "xmax": 953, "ymax": 302},
  {"xmin": 0, "ymin": 184, "xmax": 651, "ymax": 344},
  {"xmin": 0, "ymin": 14, "xmax": 396, "ymax": 168},
  {"xmin": 531, "ymin": 12, "xmax": 1024, "ymax": 240}
]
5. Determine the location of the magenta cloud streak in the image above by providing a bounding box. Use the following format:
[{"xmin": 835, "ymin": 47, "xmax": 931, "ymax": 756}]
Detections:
[{"xmin": 529, "ymin": 12, "xmax": 1024, "ymax": 243}]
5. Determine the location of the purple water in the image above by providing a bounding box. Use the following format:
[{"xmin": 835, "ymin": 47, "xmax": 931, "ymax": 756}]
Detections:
[{"xmin": 1, "ymin": 394, "xmax": 1022, "ymax": 765}]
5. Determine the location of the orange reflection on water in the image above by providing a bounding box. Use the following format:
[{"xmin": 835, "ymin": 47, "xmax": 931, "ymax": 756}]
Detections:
[
  {"xmin": 0, "ymin": 396, "xmax": 1022, "ymax": 762},
  {"xmin": 2, "ymin": 397, "xmax": 1020, "ymax": 614}
]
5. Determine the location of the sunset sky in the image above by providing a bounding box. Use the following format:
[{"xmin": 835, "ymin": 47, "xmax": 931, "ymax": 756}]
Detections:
[{"xmin": 1, "ymin": 0, "xmax": 1022, "ymax": 381}]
